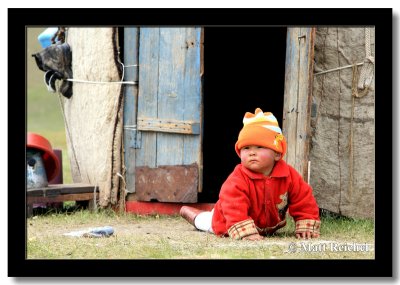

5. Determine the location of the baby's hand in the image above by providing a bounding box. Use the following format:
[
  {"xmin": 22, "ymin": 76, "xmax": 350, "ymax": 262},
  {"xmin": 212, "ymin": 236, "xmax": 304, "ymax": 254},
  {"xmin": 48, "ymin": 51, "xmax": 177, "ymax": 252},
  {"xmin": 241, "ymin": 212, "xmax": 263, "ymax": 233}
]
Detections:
[
  {"xmin": 296, "ymin": 232, "xmax": 320, "ymax": 239},
  {"xmin": 242, "ymin": 233, "xmax": 264, "ymax": 241}
]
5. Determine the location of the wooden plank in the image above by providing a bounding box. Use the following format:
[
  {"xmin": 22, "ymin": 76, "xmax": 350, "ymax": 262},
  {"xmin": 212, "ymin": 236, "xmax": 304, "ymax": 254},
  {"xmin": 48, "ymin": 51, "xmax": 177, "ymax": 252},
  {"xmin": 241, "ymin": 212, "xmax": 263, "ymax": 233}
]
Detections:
[
  {"xmin": 282, "ymin": 28, "xmax": 315, "ymax": 179},
  {"xmin": 27, "ymin": 183, "xmax": 97, "ymax": 197},
  {"xmin": 156, "ymin": 28, "xmax": 202, "ymax": 167},
  {"xmin": 283, "ymin": 28, "xmax": 300, "ymax": 170},
  {"xmin": 137, "ymin": 117, "xmax": 200, "ymax": 134},
  {"xmin": 137, "ymin": 28, "xmax": 159, "ymax": 168},
  {"xmin": 296, "ymin": 28, "xmax": 315, "ymax": 179},
  {"xmin": 123, "ymin": 27, "xmax": 139, "ymax": 193},
  {"xmin": 157, "ymin": 28, "xmax": 186, "ymax": 166},
  {"xmin": 181, "ymin": 28, "xmax": 202, "ymax": 168},
  {"xmin": 27, "ymin": 188, "xmax": 61, "ymax": 197},
  {"xmin": 198, "ymin": 27, "xmax": 204, "ymax": 193},
  {"xmin": 27, "ymin": 193, "xmax": 96, "ymax": 204}
]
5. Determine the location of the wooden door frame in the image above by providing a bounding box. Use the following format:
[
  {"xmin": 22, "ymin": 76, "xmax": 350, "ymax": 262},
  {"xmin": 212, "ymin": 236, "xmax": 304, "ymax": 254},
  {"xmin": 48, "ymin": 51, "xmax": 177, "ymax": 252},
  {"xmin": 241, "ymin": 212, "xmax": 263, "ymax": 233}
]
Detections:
[
  {"xmin": 282, "ymin": 27, "xmax": 316, "ymax": 181},
  {"xmin": 122, "ymin": 27, "xmax": 139, "ymax": 194}
]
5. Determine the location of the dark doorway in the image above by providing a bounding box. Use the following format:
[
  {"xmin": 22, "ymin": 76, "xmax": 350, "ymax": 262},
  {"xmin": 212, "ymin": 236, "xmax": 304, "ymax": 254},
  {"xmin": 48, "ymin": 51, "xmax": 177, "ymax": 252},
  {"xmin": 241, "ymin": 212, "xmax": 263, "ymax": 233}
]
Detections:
[{"xmin": 200, "ymin": 27, "xmax": 287, "ymax": 203}]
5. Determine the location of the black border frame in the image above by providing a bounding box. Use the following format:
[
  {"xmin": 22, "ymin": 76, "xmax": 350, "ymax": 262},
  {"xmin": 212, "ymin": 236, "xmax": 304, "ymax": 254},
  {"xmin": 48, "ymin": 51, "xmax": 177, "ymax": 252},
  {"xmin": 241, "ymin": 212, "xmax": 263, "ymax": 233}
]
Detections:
[{"xmin": 8, "ymin": 8, "xmax": 393, "ymax": 278}]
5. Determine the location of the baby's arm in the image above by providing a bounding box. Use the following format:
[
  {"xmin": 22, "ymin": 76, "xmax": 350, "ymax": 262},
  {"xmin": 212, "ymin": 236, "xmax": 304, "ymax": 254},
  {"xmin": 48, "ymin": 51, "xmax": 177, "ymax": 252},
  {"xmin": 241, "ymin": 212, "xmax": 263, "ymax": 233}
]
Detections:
[
  {"xmin": 219, "ymin": 175, "xmax": 262, "ymax": 241},
  {"xmin": 287, "ymin": 167, "xmax": 321, "ymax": 239}
]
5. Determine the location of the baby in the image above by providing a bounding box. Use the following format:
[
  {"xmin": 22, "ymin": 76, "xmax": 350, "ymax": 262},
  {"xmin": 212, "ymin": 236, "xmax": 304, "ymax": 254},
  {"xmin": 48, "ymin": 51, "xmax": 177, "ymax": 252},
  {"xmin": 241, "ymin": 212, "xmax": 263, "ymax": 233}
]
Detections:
[{"xmin": 180, "ymin": 108, "xmax": 321, "ymax": 240}]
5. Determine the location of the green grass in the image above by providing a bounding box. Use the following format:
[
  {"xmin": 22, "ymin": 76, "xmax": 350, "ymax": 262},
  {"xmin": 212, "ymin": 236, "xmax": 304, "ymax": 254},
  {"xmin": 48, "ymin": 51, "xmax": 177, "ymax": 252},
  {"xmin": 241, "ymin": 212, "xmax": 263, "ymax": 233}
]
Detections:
[
  {"xmin": 27, "ymin": 87, "xmax": 65, "ymax": 132},
  {"xmin": 27, "ymin": 210, "xmax": 375, "ymax": 259}
]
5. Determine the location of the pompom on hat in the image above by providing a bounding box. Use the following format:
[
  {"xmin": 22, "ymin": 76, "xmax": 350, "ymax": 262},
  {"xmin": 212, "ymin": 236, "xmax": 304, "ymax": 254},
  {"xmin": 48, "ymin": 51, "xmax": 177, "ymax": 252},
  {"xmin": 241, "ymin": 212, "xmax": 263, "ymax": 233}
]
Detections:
[{"xmin": 235, "ymin": 108, "xmax": 287, "ymax": 159}]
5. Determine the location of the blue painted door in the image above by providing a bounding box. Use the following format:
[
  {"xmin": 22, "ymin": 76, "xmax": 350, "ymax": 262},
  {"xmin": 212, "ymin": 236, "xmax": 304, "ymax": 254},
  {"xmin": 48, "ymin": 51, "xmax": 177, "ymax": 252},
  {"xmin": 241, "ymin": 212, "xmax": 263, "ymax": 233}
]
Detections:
[{"xmin": 123, "ymin": 27, "xmax": 203, "ymax": 203}]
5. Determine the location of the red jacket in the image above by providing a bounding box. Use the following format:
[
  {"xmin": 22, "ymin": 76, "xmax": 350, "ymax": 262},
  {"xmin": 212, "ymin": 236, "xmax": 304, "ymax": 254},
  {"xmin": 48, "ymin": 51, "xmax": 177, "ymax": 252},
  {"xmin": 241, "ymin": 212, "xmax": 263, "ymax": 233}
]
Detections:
[{"xmin": 211, "ymin": 160, "xmax": 320, "ymax": 239}]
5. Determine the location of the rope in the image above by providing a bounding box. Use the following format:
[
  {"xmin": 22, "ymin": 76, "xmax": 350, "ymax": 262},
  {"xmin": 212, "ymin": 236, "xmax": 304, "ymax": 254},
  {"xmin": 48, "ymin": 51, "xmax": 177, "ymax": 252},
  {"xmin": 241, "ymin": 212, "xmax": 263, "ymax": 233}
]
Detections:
[
  {"xmin": 65, "ymin": 62, "xmax": 138, "ymax": 85},
  {"xmin": 348, "ymin": 27, "xmax": 374, "ymax": 198},
  {"xmin": 66, "ymin": 78, "xmax": 138, "ymax": 85},
  {"xmin": 354, "ymin": 27, "xmax": 374, "ymax": 97},
  {"xmin": 351, "ymin": 64, "xmax": 370, "ymax": 98},
  {"xmin": 349, "ymin": 94, "xmax": 355, "ymax": 199},
  {"xmin": 56, "ymin": 86, "xmax": 83, "ymax": 179},
  {"xmin": 358, "ymin": 30, "xmax": 374, "ymax": 91}
]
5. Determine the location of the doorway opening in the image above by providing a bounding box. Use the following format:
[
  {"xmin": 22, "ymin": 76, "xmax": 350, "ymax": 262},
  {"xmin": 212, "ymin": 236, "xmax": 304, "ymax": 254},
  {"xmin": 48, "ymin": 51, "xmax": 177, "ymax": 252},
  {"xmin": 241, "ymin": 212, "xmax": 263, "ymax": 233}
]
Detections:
[{"xmin": 200, "ymin": 27, "xmax": 287, "ymax": 203}]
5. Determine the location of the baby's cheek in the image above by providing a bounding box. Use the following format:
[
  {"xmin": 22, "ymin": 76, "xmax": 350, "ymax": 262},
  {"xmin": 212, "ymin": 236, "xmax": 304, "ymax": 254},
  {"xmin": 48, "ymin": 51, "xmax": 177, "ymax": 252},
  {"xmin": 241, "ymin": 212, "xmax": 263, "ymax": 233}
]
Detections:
[{"xmin": 258, "ymin": 151, "xmax": 275, "ymax": 160}]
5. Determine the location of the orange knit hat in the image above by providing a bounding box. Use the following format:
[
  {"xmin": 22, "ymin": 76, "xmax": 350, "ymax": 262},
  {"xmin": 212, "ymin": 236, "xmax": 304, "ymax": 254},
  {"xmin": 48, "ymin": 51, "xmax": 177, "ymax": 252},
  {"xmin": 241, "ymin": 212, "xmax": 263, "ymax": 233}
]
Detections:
[{"xmin": 235, "ymin": 108, "xmax": 287, "ymax": 159}]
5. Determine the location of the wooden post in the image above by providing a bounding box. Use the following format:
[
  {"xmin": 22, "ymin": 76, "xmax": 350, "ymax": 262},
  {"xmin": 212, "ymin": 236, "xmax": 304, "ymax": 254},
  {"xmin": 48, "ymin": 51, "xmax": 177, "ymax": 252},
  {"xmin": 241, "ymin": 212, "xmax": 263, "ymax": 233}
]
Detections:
[
  {"xmin": 123, "ymin": 28, "xmax": 139, "ymax": 194},
  {"xmin": 282, "ymin": 28, "xmax": 316, "ymax": 179}
]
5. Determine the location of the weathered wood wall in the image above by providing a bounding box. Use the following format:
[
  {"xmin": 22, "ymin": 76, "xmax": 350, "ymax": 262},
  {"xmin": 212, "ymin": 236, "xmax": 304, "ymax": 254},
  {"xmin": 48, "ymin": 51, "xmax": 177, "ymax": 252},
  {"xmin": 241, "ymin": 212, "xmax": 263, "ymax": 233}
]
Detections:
[{"xmin": 310, "ymin": 27, "xmax": 375, "ymax": 219}]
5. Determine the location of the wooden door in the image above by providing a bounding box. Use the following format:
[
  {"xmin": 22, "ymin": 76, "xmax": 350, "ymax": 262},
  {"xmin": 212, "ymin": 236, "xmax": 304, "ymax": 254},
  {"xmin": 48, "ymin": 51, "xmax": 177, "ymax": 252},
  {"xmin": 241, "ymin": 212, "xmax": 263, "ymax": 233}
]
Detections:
[{"xmin": 123, "ymin": 27, "xmax": 202, "ymax": 203}]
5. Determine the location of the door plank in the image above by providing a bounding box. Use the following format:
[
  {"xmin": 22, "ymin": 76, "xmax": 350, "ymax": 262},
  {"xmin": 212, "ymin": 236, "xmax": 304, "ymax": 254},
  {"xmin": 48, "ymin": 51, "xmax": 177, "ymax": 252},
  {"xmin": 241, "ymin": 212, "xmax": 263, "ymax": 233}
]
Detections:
[
  {"xmin": 137, "ymin": 28, "xmax": 160, "ymax": 168},
  {"xmin": 156, "ymin": 28, "xmax": 202, "ymax": 166}
]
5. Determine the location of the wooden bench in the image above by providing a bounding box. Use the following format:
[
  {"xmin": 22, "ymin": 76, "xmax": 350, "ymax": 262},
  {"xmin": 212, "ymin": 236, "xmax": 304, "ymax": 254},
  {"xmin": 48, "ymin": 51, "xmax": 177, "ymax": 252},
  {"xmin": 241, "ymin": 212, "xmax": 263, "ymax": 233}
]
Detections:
[{"xmin": 27, "ymin": 183, "xmax": 98, "ymax": 217}]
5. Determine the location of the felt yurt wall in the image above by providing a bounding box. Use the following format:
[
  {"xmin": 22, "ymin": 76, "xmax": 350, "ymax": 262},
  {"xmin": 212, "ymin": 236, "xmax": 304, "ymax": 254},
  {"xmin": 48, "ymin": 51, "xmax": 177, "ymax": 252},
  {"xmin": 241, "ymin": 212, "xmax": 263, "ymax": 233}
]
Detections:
[
  {"xmin": 310, "ymin": 27, "xmax": 375, "ymax": 219},
  {"xmin": 62, "ymin": 28, "xmax": 124, "ymax": 207}
]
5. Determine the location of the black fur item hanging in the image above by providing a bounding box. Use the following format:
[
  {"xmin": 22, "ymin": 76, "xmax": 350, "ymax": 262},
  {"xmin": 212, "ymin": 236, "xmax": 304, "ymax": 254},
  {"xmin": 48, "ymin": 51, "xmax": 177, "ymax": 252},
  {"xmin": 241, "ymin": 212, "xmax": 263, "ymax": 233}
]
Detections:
[{"xmin": 32, "ymin": 42, "xmax": 73, "ymax": 99}]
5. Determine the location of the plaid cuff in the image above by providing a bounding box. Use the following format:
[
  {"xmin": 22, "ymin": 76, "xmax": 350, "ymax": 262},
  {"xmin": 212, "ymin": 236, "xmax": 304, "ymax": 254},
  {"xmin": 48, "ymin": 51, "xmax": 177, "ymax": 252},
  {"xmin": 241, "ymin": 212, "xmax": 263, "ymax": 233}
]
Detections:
[
  {"xmin": 295, "ymin": 219, "xmax": 321, "ymax": 234},
  {"xmin": 228, "ymin": 219, "xmax": 259, "ymax": 240}
]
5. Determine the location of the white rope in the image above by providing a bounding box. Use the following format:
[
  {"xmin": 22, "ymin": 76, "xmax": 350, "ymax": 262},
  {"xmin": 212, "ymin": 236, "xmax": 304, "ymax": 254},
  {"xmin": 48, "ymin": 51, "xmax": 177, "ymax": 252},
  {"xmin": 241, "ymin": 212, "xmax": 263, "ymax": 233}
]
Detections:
[
  {"xmin": 116, "ymin": 173, "xmax": 129, "ymax": 194},
  {"xmin": 66, "ymin": 78, "xmax": 138, "ymax": 85},
  {"xmin": 65, "ymin": 61, "xmax": 138, "ymax": 85},
  {"xmin": 357, "ymin": 27, "xmax": 374, "ymax": 91},
  {"xmin": 117, "ymin": 172, "xmax": 133, "ymax": 203}
]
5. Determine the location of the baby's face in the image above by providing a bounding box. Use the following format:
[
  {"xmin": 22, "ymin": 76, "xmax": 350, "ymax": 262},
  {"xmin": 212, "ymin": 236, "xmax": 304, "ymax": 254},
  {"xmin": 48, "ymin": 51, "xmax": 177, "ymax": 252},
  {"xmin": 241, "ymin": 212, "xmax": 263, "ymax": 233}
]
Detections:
[{"xmin": 240, "ymin": 145, "xmax": 281, "ymax": 175}]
